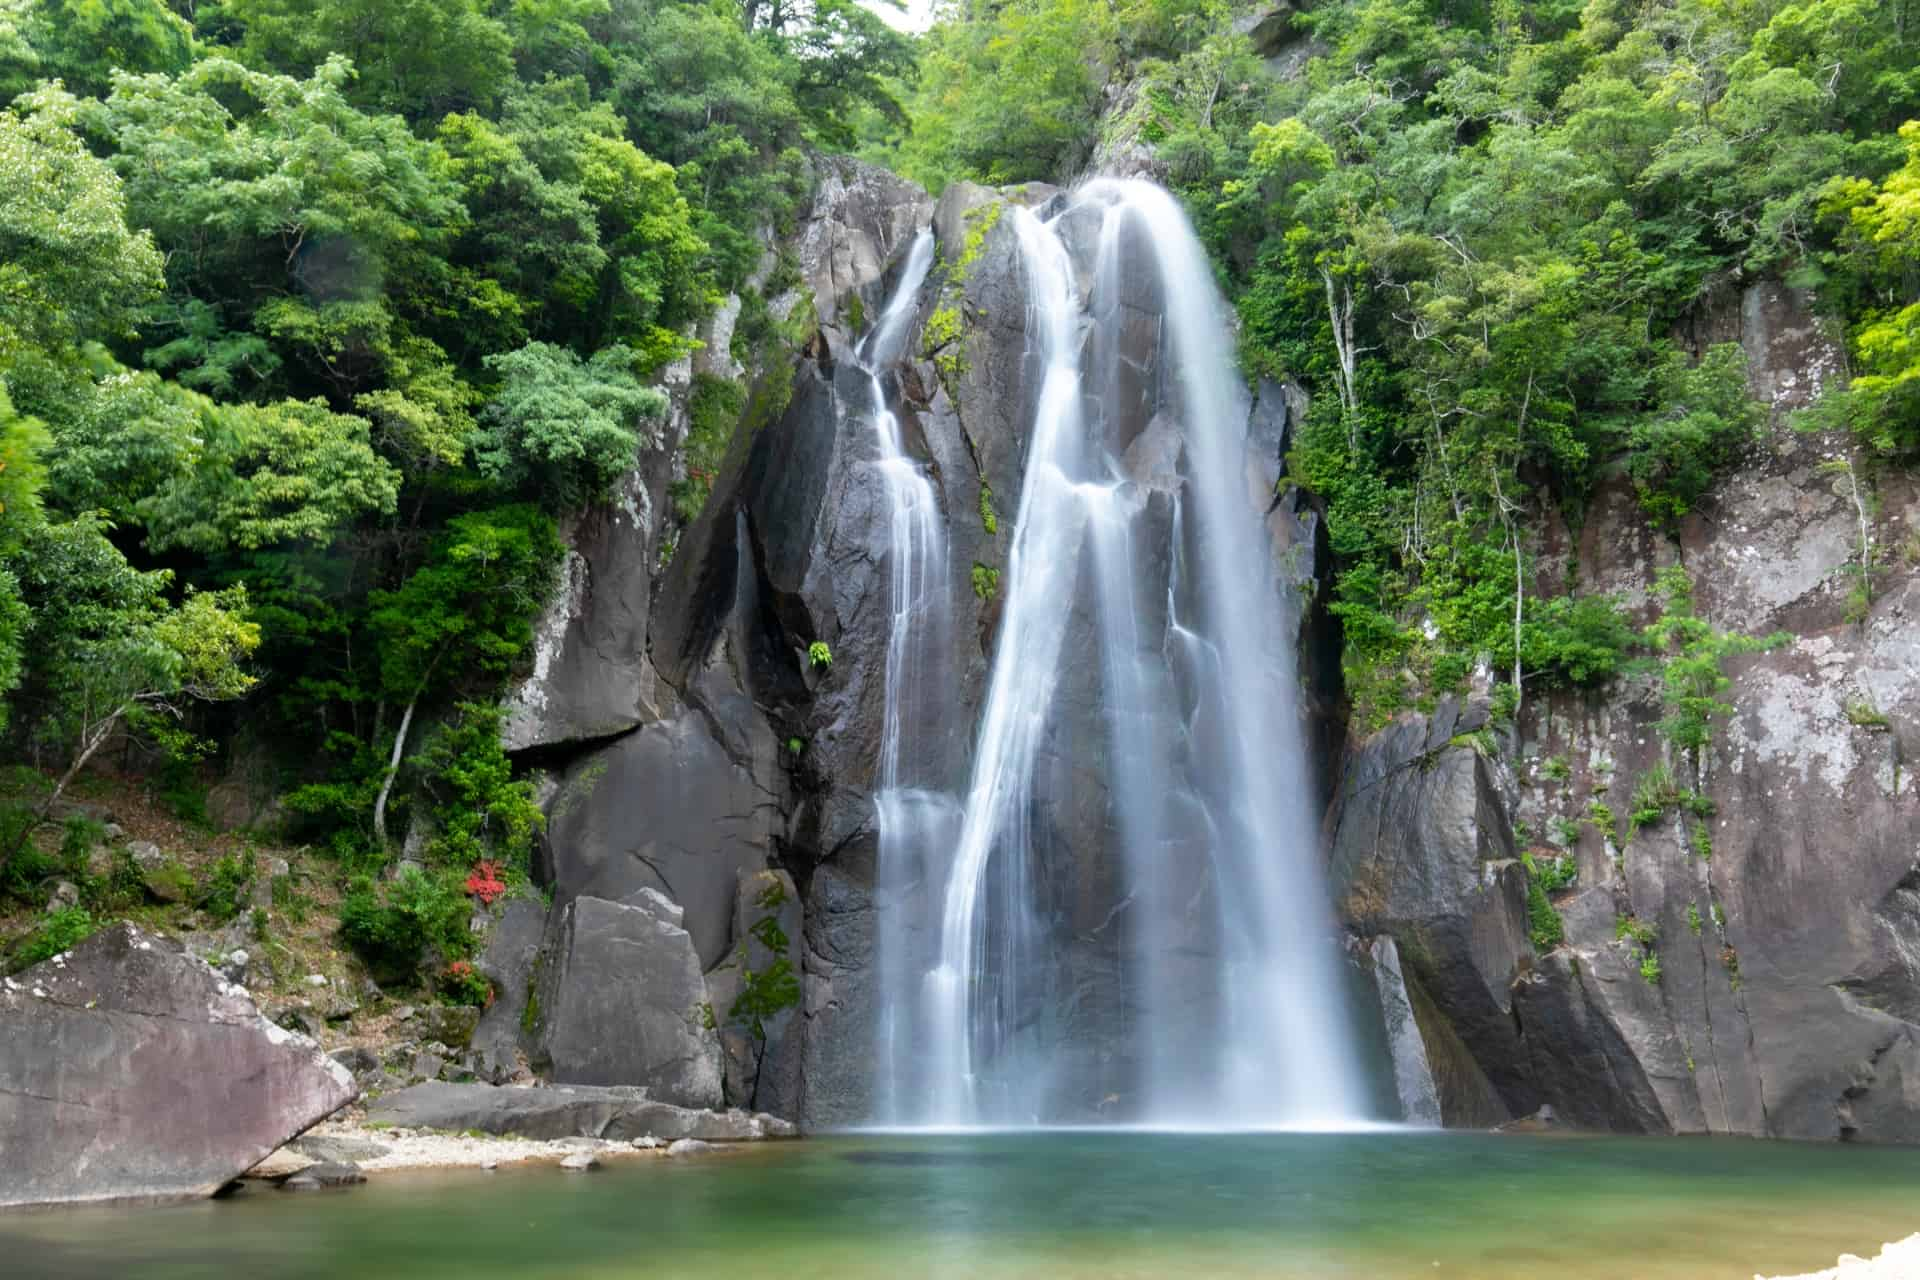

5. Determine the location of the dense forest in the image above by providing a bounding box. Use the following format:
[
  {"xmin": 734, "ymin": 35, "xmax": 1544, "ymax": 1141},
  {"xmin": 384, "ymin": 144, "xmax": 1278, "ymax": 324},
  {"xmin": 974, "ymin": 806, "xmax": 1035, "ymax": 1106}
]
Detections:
[{"xmin": 1, "ymin": 0, "xmax": 1915, "ymax": 984}]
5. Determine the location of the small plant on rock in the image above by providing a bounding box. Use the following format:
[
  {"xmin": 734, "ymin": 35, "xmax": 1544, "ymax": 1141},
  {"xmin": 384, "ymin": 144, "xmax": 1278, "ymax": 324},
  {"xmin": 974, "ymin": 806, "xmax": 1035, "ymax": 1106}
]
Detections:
[{"xmin": 808, "ymin": 641, "xmax": 833, "ymax": 670}]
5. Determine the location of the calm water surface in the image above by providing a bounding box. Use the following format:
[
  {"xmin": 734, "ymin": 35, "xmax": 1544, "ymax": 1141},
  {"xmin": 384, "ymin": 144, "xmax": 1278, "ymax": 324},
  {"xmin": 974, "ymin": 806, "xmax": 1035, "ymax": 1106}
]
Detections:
[{"xmin": 9, "ymin": 1131, "xmax": 1920, "ymax": 1279}]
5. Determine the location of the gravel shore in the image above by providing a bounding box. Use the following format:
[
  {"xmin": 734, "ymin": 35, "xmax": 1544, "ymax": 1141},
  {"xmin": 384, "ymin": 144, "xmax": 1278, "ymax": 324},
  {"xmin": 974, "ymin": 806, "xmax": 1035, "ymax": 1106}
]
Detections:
[{"xmin": 254, "ymin": 1116, "xmax": 753, "ymax": 1179}]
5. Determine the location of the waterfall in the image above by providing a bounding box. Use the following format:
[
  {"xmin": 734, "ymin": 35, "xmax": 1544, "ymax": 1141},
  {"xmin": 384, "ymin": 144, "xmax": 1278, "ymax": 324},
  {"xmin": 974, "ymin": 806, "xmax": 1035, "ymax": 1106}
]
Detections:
[
  {"xmin": 875, "ymin": 181, "xmax": 1369, "ymax": 1129},
  {"xmin": 862, "ymin": 232, "xmax": 962, "ymax": 1126}
]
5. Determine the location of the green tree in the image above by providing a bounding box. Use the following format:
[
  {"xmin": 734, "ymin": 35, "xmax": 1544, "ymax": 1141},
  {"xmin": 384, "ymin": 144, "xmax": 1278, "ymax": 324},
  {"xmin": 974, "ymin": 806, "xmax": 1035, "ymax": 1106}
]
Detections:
[
  {"xmin": 365, "ymin": 505, "xmax": 561, "ymax": 846},
  {"xmin": 0, "ymin": 89, "xmax": 162, "ymax": 363},
  {"xmin": 2, "ymin": 516, "xmax": 258, "ymax": 872},
  {"xmin": 472, "ymin": 342, "xmax": 666, "ymax": 505},
  {"xmin": 221, "ymin": 0, "xmax": 515, "ymax": 118}
]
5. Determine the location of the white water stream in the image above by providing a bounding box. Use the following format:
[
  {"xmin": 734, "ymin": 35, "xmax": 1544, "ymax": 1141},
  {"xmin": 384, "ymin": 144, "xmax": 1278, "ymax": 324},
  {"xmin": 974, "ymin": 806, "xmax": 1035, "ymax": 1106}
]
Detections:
[{"xmin": 873, "ymin": 183, "xmax": 1370, "ymax": 1129}]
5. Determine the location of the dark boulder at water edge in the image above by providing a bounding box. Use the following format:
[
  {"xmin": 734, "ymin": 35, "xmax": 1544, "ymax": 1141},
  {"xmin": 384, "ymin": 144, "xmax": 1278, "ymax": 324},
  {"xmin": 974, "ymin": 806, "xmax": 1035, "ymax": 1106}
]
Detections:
[{"xmin": 0, "ymin": 924, "xmax": 357, "ymax": 1208}]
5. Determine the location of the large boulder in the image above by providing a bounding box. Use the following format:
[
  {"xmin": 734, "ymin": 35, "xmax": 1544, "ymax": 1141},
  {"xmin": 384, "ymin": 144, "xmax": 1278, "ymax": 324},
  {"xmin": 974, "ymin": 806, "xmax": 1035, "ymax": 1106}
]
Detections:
[
  {"xmin": 543, "ymin": 710, "xmax": 780, "ymax": 969},
  {"xmin": 0, "ymin": 923, "xmax": 356, "ymax": 1208},
  {"xmin": 531, "ymin": 890, "xmax": 725, "ymax": 1110}
]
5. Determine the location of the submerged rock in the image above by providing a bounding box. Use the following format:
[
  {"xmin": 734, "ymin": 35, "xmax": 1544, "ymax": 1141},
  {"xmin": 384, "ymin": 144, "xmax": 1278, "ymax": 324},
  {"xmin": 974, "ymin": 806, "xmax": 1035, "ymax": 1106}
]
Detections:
[
  {"xmin": 280, "ymin": 1161, "xmax": 365, "ymax": 1191},
  {"xmin": 0, "ymin": 923, "xmax": 357, "ymax": 1208}
]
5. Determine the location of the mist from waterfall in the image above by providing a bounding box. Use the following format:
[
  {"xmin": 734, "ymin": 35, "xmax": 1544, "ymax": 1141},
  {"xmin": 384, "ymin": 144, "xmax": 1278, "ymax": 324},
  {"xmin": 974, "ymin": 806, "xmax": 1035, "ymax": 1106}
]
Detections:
[{"xmin": 871, "ymin": 182, "xmax": 1369, "ymax": 1130}]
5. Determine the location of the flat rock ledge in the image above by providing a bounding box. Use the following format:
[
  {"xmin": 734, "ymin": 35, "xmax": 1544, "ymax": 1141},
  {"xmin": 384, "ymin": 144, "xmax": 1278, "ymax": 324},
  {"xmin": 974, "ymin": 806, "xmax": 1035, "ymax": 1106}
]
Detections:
[
  {"xmin": 1760, "ymin": 1235, "xmax": 1920, "ymax": 1280},
  {"xmin": 1, "ymin": 923, "xmax": 356, "ymax": 1209},
  {"xmin": 364, "ymin": 1082, "xmax": 796, "ymax": 1146}
]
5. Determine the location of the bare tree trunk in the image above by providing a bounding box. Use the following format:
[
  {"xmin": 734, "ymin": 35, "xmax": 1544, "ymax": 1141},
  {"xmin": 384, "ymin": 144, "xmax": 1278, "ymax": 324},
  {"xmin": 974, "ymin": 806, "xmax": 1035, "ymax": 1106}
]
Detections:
[
  {"xmin": 371, "ymin": 695, "xmax": 417, "ymax": 853},
  {"xmin": 1322, "ymin": 269, "xmax": 1360, "ymax": 453}
]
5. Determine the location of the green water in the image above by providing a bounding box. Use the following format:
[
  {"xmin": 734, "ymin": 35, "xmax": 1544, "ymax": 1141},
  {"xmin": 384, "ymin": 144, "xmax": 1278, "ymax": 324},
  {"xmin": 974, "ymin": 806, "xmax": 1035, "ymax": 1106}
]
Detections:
[{"xmin": 8, "ymin": 1132, "xmax": 1920, "ymax": 1278}]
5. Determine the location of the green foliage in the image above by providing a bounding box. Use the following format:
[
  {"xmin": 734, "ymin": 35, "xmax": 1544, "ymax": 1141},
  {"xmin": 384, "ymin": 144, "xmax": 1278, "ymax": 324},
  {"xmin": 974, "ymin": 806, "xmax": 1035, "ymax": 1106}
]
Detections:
[
  {"xmin": 1542, "ymin": 755, "xmax": 1571, "ymax": 783},
  {"xmin": 474, "ymin": 343, "xmax": 666, "ymax": 507},
  {"xmin": 1587, "ymin": 799, "xmax": 1620, "ymax": 845},
  {"xmin": 13, "ymin": 904, "xmax": 94, "ymax": 970},
  {"xmin": 136, "ymin": 396, "xmax": 402, "ymax": 554},
  {"xmin": 1687, "ymin": 902, "xmax": 1703, "ymax": 936},
  {"xmin": 893, "ymin": 0, "xmax": 1117, "ymax": 188},
  {"xmin": 1690, "ymin": 818, "xmax": 1714, "ymax": 861},
  {"xmin": 807, "ymin": 641, "xmax": 833, "ymax": 670},
  {"xmin": 978, "ymin": 484, "xmax": 999, "ymax": 535},
  {"xmin": 338, "ymin": 866, "xmax": 472, "ymax": 983},
  {"xmin": 1614, "ymin": 912, "xmax": 1663, "ymax": 983},
  {"xmin": 197, "ymin": 849, "xmax": 256, "ymax": 924},
  {"xmin": 1522, "ymin": 594, "xmax": 1635, "ymax": 689},
  {"xmin": 728, "ymin": 909, "xmax": 802, "ymax": 1041},
  {"xmin": 1846, "ymin": 699, "xmax": 1892, "ymax": 729},
  {"xmin": 223, "ymin": 0, "xmax": 514, "ymax": 119},
  {"xmin": 412, "ymin": 703, "xmax": 542, "ymax": 869},
  {"xmin": 1615, "ymin": 915, "xmax": 1658, "ymax": 947},
  {"xmin": 1643, "ymin": 567, "xmax": 1785, "ymax": 766},
  {"xmin": 1520, "ymin": 851, "xmax": 1572, "ymax": 950},
  {"xmin": 1626, "ymin": 346, "xmax": 1763, "ymax": 523},
  {"xmin": 0, "ymin": 90, "xmax": 163, "ymax": 360},
  {"xmin": 439, "ymin": 959, "xmax": 493, "ymax": 1008},
  {"xmin": 971, "ymin": 563, "xmax": 1002, "ymax": 601},
  {"xmin": 369, "ymin": 505, "xmax": 562, "ymax": 699},
  {"xmin": 672, "ymin": 373, "xmax": 746, "ymax": 522},
  {"xmin": 921, "ymin": 304, "xmax": 966, "ymax": 386}
]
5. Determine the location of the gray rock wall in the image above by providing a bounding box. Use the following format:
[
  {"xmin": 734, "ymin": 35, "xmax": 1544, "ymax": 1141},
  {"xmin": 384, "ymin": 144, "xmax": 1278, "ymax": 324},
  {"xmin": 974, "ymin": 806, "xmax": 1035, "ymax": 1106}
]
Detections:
[{"xmin": 1333, "ymin": 282, "xmax": 1920, "ymax": 1141}]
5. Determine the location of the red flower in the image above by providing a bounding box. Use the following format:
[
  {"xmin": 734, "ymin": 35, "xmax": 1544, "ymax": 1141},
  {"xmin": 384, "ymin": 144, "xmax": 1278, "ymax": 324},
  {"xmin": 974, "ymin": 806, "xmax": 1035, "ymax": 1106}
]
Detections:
[{"xmin": 465, "ymin": 861, "xmax": 507, "ymax": 906}]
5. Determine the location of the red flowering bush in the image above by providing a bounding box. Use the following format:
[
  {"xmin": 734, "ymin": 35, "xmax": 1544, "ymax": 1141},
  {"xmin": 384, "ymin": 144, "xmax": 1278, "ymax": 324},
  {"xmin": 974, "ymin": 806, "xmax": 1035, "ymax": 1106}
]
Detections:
[
  {"xmin": 441, "ymin": 960, "xmax": 493, "ymax": 1008},
  {"xmin": 464, "ymin": 860, "xmax": 507, "ymax": 906}
]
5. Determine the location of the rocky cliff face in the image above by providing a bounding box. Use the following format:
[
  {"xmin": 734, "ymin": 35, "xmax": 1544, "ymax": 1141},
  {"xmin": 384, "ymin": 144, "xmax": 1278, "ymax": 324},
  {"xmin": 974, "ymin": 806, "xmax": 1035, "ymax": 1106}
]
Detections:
[
  {"xmin": 1333, "ymin": 283, "xmax": 1920, "ymax": 1141},
  {"xmin": 492, "ymin": 142, "xmax": 1915, "ymax": 1142}
]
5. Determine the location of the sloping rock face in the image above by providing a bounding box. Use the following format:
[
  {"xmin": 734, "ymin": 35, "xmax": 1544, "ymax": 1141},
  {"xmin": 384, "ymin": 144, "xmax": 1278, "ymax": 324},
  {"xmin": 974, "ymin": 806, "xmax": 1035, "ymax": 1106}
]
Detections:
[
  {"xmin": 367, "ymin": 1082, "xmax": 792, "ymax": 1142},
  {"xmin": 531, "ymin": 891, "xmax": 724, "ymax": 1110},
  {"xmin": 0, "ymin": 924, "xmax": 356, "ymax": 1207},
  {"xmin": 1334, "ymin": 282, "xmax": 1920, "ymax": 1140}
]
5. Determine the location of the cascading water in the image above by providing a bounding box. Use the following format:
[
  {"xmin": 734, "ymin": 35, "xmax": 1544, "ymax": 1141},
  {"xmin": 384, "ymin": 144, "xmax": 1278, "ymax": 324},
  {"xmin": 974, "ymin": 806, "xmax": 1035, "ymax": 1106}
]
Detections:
[
  {"xmin": 872, "ymin": 180, "xmax": 1370, "ymax": 1129},
  {"xmin": 860, "ymin": 232, "xmax": 965, "ymax": 1125},
  {"xmin": 1090, "ymin": 179, "xmax": 1368, "ymax": 1126}
]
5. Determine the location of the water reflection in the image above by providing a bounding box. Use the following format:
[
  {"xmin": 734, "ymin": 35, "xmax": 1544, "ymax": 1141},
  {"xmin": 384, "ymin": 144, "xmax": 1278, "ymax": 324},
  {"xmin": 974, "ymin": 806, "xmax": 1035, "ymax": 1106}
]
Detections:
[{"xmin": 4, "ymin": 1133, "xmax": 1918, "ymax": 1279}]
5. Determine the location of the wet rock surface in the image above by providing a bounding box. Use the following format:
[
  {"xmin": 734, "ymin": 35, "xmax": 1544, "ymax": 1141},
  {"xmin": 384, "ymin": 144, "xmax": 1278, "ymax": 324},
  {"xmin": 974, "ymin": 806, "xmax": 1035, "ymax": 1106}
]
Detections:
[{"xmin": 0, "ymin": 923, "xmax": 357, "ymax": 1208}]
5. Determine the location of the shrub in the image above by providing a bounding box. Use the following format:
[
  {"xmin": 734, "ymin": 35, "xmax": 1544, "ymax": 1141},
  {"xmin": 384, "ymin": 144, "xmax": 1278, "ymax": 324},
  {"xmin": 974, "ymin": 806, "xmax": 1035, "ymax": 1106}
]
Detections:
[
  {"xmin": 197, "ymin": 849, "xmax": 256, "ymax": 923},
  {"xmin": 439, "ymin": 959, "xmax": 493, "ymax": 1008},
  {"xmin": 807, "ymin": 641, "xmax": 833, "ymax": 670},
  {"xmin": 1523, "ymin": 864, "xmax": 1564, "ymax": 951},
  {"xmin": 464, "ymin": 860, "xmax": 507, "ymax": 906},
  {"xmin": 1522, "ymin": 594, "xmax": 1634, "ymax": 689},
  {"xmin": 14, "ymin": 905, "xmax": 96, "ymax": 971},
  {"xmin": 338, "ymin": 866, "xmax": 472, "ymax": 984}
]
